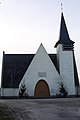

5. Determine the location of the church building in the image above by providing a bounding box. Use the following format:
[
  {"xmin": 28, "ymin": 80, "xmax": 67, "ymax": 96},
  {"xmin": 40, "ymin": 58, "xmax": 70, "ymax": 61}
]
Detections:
[{"xmin": 1, "ymin": 12, "xmax": 79, "ymax": 98}]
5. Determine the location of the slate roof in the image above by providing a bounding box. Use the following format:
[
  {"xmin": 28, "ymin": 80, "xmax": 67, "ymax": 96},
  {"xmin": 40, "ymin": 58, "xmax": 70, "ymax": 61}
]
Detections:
[{"xmin": 1, "ymin": 53, "xmax": 57, "ymax": 88}]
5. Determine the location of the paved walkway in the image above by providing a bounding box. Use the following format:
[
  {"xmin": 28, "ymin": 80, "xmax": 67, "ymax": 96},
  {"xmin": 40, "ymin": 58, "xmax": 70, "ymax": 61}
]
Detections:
[{"xmin": 0, "ymin": 98, "xmax": 80, "ymax": 120}]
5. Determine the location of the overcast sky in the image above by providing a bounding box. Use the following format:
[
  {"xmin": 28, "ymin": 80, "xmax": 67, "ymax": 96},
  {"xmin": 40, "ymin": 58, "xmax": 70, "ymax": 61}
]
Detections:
[{"xmin": 0, "ymin": 0, "xmax": 80, "ymax": 86}]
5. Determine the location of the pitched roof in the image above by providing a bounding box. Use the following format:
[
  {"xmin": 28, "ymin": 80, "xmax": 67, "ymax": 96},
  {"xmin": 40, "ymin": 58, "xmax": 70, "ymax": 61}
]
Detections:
[
  {"xmin": 54, "ymin": 13, "xmax": 74, "ymax": 48},
  {"xmin": 1, "ymin": 53, "xmax": 57, "ymax": 88}
]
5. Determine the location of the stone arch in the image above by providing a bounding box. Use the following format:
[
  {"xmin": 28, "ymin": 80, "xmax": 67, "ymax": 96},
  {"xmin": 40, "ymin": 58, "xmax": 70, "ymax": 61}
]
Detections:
[{"xmin": 34, "ymin": 80, "xmax": 50, "ymax": 97}]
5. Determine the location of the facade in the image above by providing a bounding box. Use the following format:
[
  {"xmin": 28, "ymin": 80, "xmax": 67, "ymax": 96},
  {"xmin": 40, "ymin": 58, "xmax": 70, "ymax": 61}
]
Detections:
[{"xmin": 1, "ymin": 12, "xmax": 79, "ymax": 98}]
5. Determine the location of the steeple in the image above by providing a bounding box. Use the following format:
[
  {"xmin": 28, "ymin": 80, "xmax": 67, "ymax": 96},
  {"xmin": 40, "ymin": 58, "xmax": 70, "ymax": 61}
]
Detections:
[{"xmin": 54, "ymin": 12, "xmax": 74, "ymax": 49}]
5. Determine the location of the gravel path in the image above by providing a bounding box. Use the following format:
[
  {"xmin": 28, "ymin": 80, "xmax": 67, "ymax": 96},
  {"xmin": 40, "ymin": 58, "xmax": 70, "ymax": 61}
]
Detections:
[{"xmin": 0, "ymin": 98, "xmax": 80, "ymax": 120}]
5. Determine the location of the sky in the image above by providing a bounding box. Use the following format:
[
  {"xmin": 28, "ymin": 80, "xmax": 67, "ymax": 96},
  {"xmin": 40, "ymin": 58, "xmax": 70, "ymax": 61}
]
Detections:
[{"xmin": 0, "ymin": 0, "xmax": 80, "ymax": 86}]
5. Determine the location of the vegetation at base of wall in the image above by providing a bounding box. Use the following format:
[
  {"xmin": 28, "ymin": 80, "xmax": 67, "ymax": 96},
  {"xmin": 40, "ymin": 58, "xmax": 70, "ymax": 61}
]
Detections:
[
  {"xmin": 19, "ymin": 84, "xmax": 28, "ymax": 99},
  {"xmin": 57, "ymin": 82, "xmax": 68, "ymax": 98},
  {"xmin": 0, "ymin": 103, "xmax": 15, "ymax": 120}
]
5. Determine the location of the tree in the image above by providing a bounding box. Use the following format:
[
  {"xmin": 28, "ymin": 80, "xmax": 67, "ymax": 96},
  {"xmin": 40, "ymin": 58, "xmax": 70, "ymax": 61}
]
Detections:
[
  {"xmin": 57, "ymin": 82, "xmax": 68, "ymax": 97},
  {"xmin": 19, "ymin": 84, "xmax": 28, "ymax": 98}
]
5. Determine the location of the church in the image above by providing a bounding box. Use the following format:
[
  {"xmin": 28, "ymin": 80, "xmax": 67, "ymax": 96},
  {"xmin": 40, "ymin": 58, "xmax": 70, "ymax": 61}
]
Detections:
[{"xmin": 1, "ymin": 12, "xmax": 79, "ymax": 98}]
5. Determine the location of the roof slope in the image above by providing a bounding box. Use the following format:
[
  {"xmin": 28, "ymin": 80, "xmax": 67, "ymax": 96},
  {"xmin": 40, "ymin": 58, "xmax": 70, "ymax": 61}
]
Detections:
[{"xmin": 1, "ymin": 54, "xmax": 34, "ymax": 88}]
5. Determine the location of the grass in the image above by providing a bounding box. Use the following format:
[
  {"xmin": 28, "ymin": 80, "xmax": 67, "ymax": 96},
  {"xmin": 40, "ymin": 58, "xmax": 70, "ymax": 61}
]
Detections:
[{"xmin": 0, "ymin": 103, "xmax": 15, "ymax": 120}]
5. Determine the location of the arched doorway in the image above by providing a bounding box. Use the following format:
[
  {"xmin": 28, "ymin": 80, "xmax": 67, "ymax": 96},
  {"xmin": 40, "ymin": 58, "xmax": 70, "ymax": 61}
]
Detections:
[{"xmin": 34, "ymin": 80, "xmax": 50, "ymax": 97}]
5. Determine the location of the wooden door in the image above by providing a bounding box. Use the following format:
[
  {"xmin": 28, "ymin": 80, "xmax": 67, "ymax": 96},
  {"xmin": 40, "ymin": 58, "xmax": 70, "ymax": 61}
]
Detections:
[{"xmin": 34, "ymin": 80, "xmax": 50, "ymax": 97}]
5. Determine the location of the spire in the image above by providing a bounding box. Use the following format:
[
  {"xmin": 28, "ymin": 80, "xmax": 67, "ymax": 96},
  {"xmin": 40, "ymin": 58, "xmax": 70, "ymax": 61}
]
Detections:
[
  {"xmin": 54, "ymin": 12, "xmax": 74, "ymax": 48},
  {"xmin": 59, "ymin": 13, "xmax": 70, "ymax": 42}
]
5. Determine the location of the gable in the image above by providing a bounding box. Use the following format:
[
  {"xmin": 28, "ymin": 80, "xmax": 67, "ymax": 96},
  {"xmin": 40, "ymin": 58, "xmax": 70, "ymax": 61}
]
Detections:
[{"xmin": 20, "ymin": 44, "xmax": 60, "ymax": 87}]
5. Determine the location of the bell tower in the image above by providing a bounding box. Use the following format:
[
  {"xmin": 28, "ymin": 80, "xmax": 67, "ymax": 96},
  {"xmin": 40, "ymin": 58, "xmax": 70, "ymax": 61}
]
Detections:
[{"xmin": 54, "ymin": 12, "xmax": 79, "ymax": 95}]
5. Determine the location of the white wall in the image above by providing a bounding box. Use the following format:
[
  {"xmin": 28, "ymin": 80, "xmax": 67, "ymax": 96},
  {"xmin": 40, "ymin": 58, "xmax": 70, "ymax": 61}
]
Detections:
[
  {"xmin": 1, "ymin": 88, "xmax": 19, "ymax": 97},
  {"xmin": 57, "ymin": 44, "xmax": 76, "ymax": 95}
]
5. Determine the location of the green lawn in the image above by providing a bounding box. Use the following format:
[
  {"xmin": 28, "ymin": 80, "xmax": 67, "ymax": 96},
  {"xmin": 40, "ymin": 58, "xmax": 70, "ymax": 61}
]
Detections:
[{"xmin": 0, "ymin": 103, "xmax": 15, "ymax": 120}]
